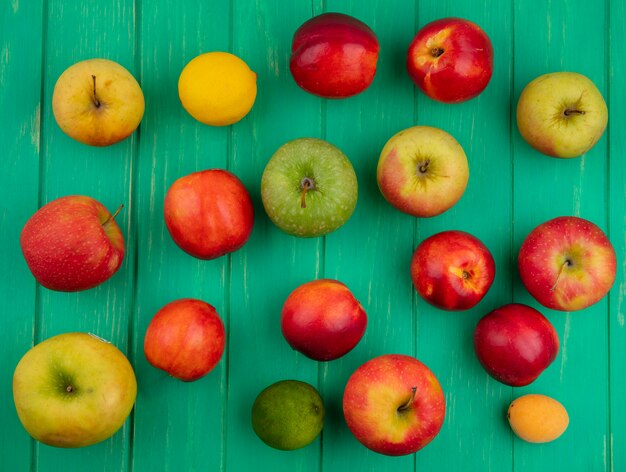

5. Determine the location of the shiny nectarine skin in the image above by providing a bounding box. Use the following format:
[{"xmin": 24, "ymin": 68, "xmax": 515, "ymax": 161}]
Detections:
[
  {"xmin": 144, "ymin": 299, "xmax": 226, "ymax": 382},
  {"xmin": 473, "ymin": 304, "xmax": 559, "ymax": 387},
  {"xmin": 281, "ymin": 279, "xmax": 367, "ymax": 361},
  {"xmin": 411, "ymin": 230, "xmax": 495, "ymax": 311},
  {"xmin": 290, "ymin": 12, "xmax": 379, "ymax": 98},
  {"xmin": 407, "ymin": 17, "xmax": 493, "ymax": 103},
  {"xmin": 164, "ymin": 169, "xmax": 254, "ymax": 260}
]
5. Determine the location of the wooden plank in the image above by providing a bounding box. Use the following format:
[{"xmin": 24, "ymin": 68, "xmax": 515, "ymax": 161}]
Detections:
[
  {"xmin": 34, "ymin": 0, "xmax": 138, "ymax": 470},
  {"xmin": 227, "ymin": 1, "xmax": 324, "ymax": 470},
  {"xmin": 0, "ymin": 1, "xmax": 43, "ymax": 470},
  {"xmin": 129, "ymin": 1, "xmax": 231, "ymax": 471},
  {"xmin": 608, "ymin": 0, "xmax": 626, "ymax": 470},
  {"xmin": 512, "ymin": 0, "xmax": 609, "ymax": 470},
  {"xmin": 411, "ymin": 1, "xmax": 514, "ymax": 471},
  {"xmin": 319, "ymin": 0, "xmax": 416, "ymax": 470}
]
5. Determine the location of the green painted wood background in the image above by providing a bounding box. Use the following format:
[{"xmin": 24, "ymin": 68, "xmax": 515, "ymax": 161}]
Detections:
[{"xmin": 1, "ymin": 0, "xmax": 624, "ymax": 470}]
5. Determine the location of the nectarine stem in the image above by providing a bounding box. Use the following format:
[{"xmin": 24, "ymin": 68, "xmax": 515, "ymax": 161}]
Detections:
[
  {"xmin": 398, "ymin": 386, "xmax": 418, "ymax": 412},
  {"xmin": 102, "ymin": 204, "xmax": 124, "ymax": 227},
  {"xmin": 300, "ymin": 178, "xmax": 314, "ymax": 209},
  {"xmin": 91, "ymin": 75, "xmax": 101, "ymax": 108},
  {"xmin": 550, "ymin": 259, "xmax": 572, "ymax": 292}
]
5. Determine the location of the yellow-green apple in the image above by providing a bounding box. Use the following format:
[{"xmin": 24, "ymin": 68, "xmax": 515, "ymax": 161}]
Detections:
[
  {"xmin": 516, "ymin": 72, "xmax": 608, "ymax": 158},
  {"xmin": 164, "ymin": 169, "xmax": 254, "ymax": 259},
  {"xmin": 20, "ymin": 195, "xmax": 125, "ymax": 292},
  {"xmin": 13, "ymin": 332, "xmax": 137, "ymax": 448},
  {"xmin": 52, "ymin": 58, "xmax": 144, "ymax": 146},
  {"xmin": 377, "ymin": 126, "xmax": 469, "ymax": 217},
  {"xmin": 290, "ymin": 13, "xmax": 379, "ymax": 98},
  {"xmin": 343, "ymin": 354, "xmax": 445, "ymax": 456},
  {"xmin": 261, "ymin": 138, "xmax": 358, "ymax": 237},
  {"xmin": 473, "ymin": 304, "xmax": 559, "ymax": 386},
  {"xmin": 411, "ymin": 230, "xmax": 495, "ymax": 311},
  {"xmin": 518, "ymin": 216, "xmax": 616, "ymax": 311},
  {"xmin": 407, "ymin": 17, "xmax": 493, "ymax": 103},
  {"xmin": 144, "ymin": 299, "xmax": 225, "ymax": 382},
  {"xmin": 281, "ymin": 279, "xmax": 367, "ymax": 361}
]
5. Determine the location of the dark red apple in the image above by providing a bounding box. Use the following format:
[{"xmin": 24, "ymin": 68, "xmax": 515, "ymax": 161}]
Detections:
[
  {"xmin": 518, "ymin": 216, "xmax": 616, "ymax": 311},
  {"xmin": 290, "ymin": 12, "xmax": 379, "ymax": 98},
  {"xmin": 473, "ymin": 303, "xmax": 559, "ymax": 387},
  {"xmin": 281, "ymin": 279, "xmax": 367, "ymax": 361},
  {"xmin": 143, "ymin": 298, "xmax": 226, "ymax": 382},
  {"xmin": 164, "ymin": 169, "xmax": 254, "ymax": 260},
  {"xmin": 20, "ymin": 195, "xmax": 124, "ymax": 292},
  {"xmin": 407, "ymin": 17, "xmax": 493, "ymax": 103},
  {"xmin": 411, "ymin": 230, "xmax": 495, "ymax": 311}
]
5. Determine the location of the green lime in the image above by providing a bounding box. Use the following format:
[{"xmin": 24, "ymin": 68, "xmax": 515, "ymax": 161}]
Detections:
[{"xmin": 251, "ymin": 379, "xmax": 324, "ymax": 450}]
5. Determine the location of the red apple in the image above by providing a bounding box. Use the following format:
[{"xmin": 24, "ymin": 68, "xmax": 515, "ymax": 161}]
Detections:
[
  {"xmin": 473, "ymin": 304, "xmax": 559, "ymax": 387},
  {"xmin": 518, "ymin": 216, "xmax": 616, "ymax": 311},
  {"xmin": 343, "ymin": 354, "xmax": 445, "ymax": 456},
  {"xmin": 411, "ymin": 230, "xmax": 495, "ymax": 311},
  {"xmin": 281, "ymin": 279, "xmax": 367, "ymax": 361},
  {"xmin": 407, "ymin": 17, "xmax": 493, "ymax": 103},
  {"xmin": 20, "ymin": 195, "xmax": 124, "ymax": 292},
  {"xmin": 143, "ymin": 299, "xmax": 226, "ymax": 382},
  {"xmin": 164, "ymin": 169, "xmax": 254, "ymax": 260},
  {"xmin": 290, "ymin": 12, "xmax": 379, "ymax": 98}
]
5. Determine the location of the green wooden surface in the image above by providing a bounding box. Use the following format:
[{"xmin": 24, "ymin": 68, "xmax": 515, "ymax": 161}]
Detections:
[{"xmin": 1, "ymin": 0, "xmax": 624, "ymax": 470}]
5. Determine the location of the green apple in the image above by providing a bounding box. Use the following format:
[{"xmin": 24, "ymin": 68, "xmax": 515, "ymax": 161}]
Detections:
[
  {"xmin": 261, "ymin": 138, "xmax": 358, "ymax": 237},
  {"xmin": 516, "ymin": 72, "xmax": 608, "ymax": 158},
  {"xmin": 13, "ymin": 332, "xmax": 137, "ymax": 448}
]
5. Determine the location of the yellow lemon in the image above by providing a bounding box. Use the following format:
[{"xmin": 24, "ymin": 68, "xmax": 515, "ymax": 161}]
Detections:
[{"xmin": 178, "ymin": 52, "xmax": 257, "ymax": 126}]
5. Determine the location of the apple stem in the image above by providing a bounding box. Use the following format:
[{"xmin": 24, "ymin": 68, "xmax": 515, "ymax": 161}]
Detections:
[
  {"xmin": 397, "ymin": 386, "xmax": 418, "ymax": 412},
  {"xmin": 300, "ymin": 178, "xmax": 315, "ymax": 209},
  {"xmin": 418, "ymin": 160, "xmax": 430, "ymax": 174},
  {"xmin": 564, "ymin": 109, "xmax": 585, "ymax": 116},
  {"xmin": 430, "ymin": 47, "xmax": 445, "ymax": 58},
  {"xmin": 66, "ymin": 385, "xmax": 74, "ymax": 393},
  {"xmin": 102, "ymin": 204, "xmax": 124, "ymax": 227},
  {"xmin": 550, "ymin": 259, "xmax": 572, "ymax": 292},
  {"xmin": 91, "ymin": 75, "xmax": 101, "ymax": 108}
]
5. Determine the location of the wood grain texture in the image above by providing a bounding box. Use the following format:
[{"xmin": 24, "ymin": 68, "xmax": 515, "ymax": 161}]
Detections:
[
  {"xmin": 0, "ymin": 1, "xmax": 43, "ymax": 470},
  {"xmin": 0, "ymin": 0, "xmax": 624, "ymax": 471}
]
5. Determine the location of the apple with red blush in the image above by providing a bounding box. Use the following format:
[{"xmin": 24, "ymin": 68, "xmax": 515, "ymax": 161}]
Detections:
[
  {"xmin": 164, "ymin": 169, "xmax": 254, "ymax": 260},
  {"xmin": 411, "ymin": 230, "xmax": 495, "ymax": 311},
  {"xmin": 290, "ymin": 12, "xmax": 379, "ymax": 98},
  {"xmin": 20, "ymin": 195, "xmax": 124, "ymax": 292},
  {"xmin": 518, "ymin": 216, "xmax": 616, "ymax": 311},
  {"xmin": 281, "ymin": 279, "xmax": 367, "ymax": 361},
  {"xmin": 343, "ymin": 354, "xmax": 445, "ymax": 456},
  {"xmin": 143, "ymin": 298, "xmax": 226, "ymax": 382},
  {"xmin": 407, "ymin": 17, "xmax": 493, "ymax": 103},
  {"xmin": 473, "ymin": 303, "xmax": 559, "ymax": 387}
]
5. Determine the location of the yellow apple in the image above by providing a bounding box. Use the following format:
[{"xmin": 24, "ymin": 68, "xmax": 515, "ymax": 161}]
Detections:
[
  {"xmin": 377, "ymin": 126, "xmax": 469, "ymax": 217},
  {"xmin": 13, "ymin": 332, "xmax": 137, "ymax": 448},
  {"xmin": 516, "ymin": 72, "xmax": 608, "ymax": 158},
  {"xmin": 52, "ymin": 58, "xmax": 144, "ymax": 146}
]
